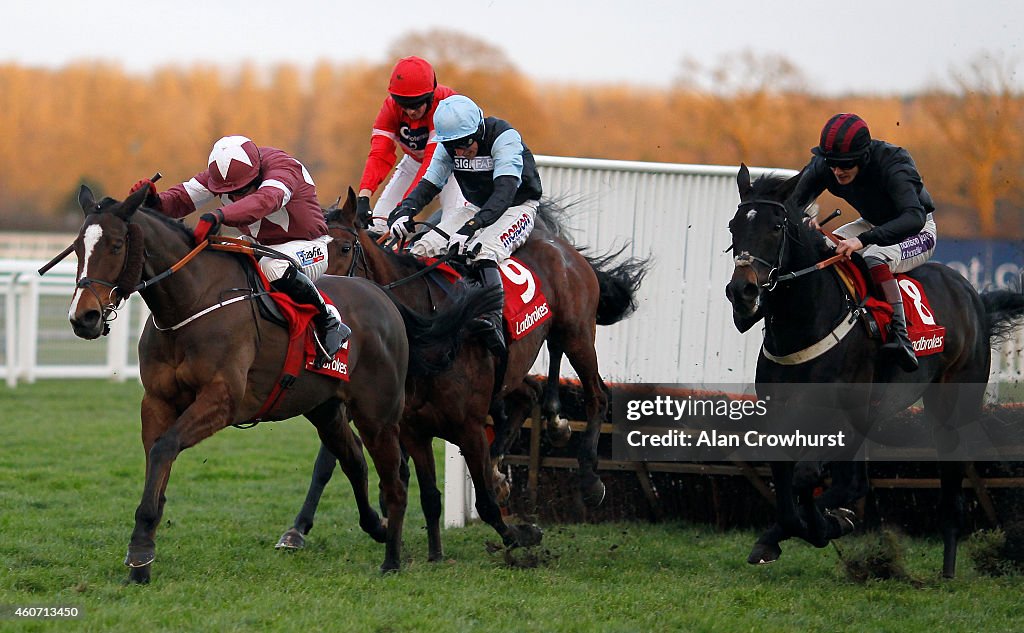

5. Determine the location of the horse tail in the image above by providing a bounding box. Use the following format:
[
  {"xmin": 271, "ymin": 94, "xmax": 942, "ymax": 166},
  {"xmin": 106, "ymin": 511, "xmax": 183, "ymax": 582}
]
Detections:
[
  {"xmin": 581, "ymin": 245, "xmax": 652, "ymax": 326},
  {"xmin": 388, "ymin": 284, "xmax": 503, "ymax": 376},
  {"xmin": 982, "ymin": 287, "xmax": 1024, "ymax": 346}
]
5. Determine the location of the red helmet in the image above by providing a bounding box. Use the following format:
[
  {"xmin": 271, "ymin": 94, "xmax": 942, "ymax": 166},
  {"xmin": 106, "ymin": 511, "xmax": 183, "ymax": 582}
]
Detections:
[
  {"xmin": 207, "ymin": 135, "xmax": 261, "ymax": 194},
  {"xmin": 812, "ymin": 113, "xmax": 871, "ymax": 162},
  {"xmin": 388, "ymin": 56, "xmax": 436, "ymax": 107}
]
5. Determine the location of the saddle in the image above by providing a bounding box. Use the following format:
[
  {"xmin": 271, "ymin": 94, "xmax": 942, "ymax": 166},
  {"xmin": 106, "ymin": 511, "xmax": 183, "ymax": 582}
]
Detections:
[
  {"xmin": 419, "ymin": 256, "xmax": 552, "ymax": 341},
  {"xmin": 834, "ymin": 257, "xmax": 946, "ymax": 357},
  {"xmin": 219, "ymin": 248, "xmax": 350, "ymax": 425}
]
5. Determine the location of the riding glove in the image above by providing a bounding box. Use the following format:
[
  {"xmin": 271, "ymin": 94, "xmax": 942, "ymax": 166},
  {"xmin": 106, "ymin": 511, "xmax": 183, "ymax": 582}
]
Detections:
[
  {"xmin": 390, "ymin": 215, "xmax": 416, "ymax": 241},
  {"xmin": 355, "ymin": 196, "xmax": 372, "ymax": 228},
  {"xmin": 129, "ymin": 178, "xmax": 161, "ymax": 208},
  {"xmin": 194, "ymin": 209, "xmax": 224, "ymax": 243},
  {"xmin": 448, "ymin": 218, "xmax": 480, "ymax": 255}
]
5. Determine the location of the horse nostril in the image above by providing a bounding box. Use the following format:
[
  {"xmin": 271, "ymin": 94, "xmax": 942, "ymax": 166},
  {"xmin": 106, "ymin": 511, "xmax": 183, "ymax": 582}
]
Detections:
[
  {"xmin": 72, "ymin": 310, "xmax": 101, "ymax": 331},
  {"xmin": 741, "ymin": 282, "xmax": 759, "ymax": 300}
]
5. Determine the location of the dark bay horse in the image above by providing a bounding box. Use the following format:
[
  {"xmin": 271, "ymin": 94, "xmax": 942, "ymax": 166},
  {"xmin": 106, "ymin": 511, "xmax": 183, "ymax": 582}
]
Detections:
[
  {"xmin": 725, "ymin": 164, "xmax": 1024, "ymax": 577},
  {"xmin": 65, "ymin": 185, "xmax": 497, "ymax": 581},
  {"xmin": 277, "ymin": 189, "xmax": 648, "ymax": 560}
]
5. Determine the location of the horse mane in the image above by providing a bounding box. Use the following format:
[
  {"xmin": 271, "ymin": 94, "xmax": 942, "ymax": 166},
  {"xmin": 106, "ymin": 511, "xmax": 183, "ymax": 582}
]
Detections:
[
  {"xmin": 749, "ymin": 172, "xmax": 831, "ymax": 260},
  {"xmin": 137, "ymin": 206, "xmax": 196, "ymax": 243}
]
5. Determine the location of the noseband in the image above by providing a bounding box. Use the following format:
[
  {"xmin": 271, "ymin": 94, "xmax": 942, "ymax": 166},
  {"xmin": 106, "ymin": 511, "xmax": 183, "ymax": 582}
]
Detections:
[{"xmin": 732, "ymin": 199, "xmax": 790, "ymax": 291}]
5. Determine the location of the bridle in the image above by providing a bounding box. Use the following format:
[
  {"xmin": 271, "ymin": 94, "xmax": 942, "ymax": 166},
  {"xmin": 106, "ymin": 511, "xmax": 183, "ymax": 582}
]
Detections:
[
  {"xmin": 732, "ymin": 198, "xmax": 791, "ymax": 291},
  {"xmin": 74, "ymin": 221, "xmax": 147, "ymax": 335}
]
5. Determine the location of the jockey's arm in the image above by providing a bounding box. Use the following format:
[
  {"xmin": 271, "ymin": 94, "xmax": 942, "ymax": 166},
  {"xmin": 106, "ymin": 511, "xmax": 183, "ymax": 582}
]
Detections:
[
  {"xmin": 157, "ymin": 176, "xmax": 216, "ymax": 219},
  {"xmin": 857, "ymin": 205, "xmax": 926, "ymax": 247},
  {"xmin": 474, "ymin": 176, "xmax": 520, "ymax": 227},
  {"xmin": 472, "ymin": 129, "xmax": 525, "ymax": 228}
]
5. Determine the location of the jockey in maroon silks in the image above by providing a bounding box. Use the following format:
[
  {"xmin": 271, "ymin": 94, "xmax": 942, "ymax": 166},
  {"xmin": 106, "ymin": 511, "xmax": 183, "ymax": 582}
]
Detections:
[
  {"xmin": 130, "ymin": 135, "xmax": 349, "ymax": 365},
  {"xmin": 792, "ymin": 113, "xmax": 937, "ymax": 372},
  {"xmin": 356, "ymin": 56, "xmax": 468, "ymax": 233}
]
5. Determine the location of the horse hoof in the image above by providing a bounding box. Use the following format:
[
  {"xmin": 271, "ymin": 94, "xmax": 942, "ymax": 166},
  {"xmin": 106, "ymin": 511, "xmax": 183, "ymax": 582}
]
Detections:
[
  {"xmin": 360, "ymin": 517, "xmax": 388, "ymax": 544},
  {"xmin": 825, "ymin": 507, "xmax": 857, "ymax": 538},
  {"xmin": 275, "ymin": 527, "xmax": 306, "ymax": 550},
  {"xmin": 748, "ymin": 543, "xmax": 782, "ymax": 565},
  {"xmin": 546, "ymin": 417, "xmax": 572, "ymax": 448},
  {"xmin": 514, "ymin": 524, "xmax": 544, "ymax": 548},
  {"xmin": 581, "ymin": 478, "xmax": 606, "ymax": 508},
  {"xmin": 379, "ymin": 560, "xmax": 401, "ymax": 574},
  {"xmin": 124, "ymin": 548, "xmax": 154, "ymax": 583},
  {"xmin": 126, "ymin": 566, "xmax": 151, "ymax": 584}
]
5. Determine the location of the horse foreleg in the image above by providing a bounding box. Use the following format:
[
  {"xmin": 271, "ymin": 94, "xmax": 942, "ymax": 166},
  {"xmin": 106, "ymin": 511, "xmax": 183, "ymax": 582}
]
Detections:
[
  {"xmin": 128, "ymin": 388, "xmax": 232, "ymax": 583},
  {"xmin": 939, "ymin": 461, "xmax": 966, "ymax": 578},
  {"xmin": 276, "ymin": 443, "xmax": 342, "ymax": 550},
  {"xmin": 402, "ymin": 433, "xmax": 444, "ymax": 562},
  {"xmin": 749, "ymin": 462, "xmax": 803, "ymax": 565},
  {"xmin": 462, "ymin": 424, "xmax": 543, "ymax": 550}
]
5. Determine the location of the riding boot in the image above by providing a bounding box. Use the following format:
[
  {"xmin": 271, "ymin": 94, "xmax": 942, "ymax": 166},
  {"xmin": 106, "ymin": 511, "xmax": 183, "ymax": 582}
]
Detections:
[
  {"xmin": 471, "ymin": 261, "xmax": 507, "ymax": 357},
  {"xmin": 878, "ymin": 277, "xmax": 919, "ymax": 372},
  {"xmin": 272, "ymin": 267, "xmax": 351, "ymax": 366}
]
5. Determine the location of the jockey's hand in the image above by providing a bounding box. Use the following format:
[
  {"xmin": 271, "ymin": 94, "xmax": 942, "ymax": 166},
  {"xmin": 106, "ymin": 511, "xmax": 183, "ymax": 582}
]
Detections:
[
  {"xmin": 389, "ymin": 215, "xmax": 415, "ymax": 241},
  {"xmin": 129, "ymin": 178, "xmax": 160, "ymax": 208},
  {"xmin": 803, "ymin": 214, "xmax": 821, "ymax": 230},
  {"xmin": 193, "ymin": 210, "xmax": 224, "ymax": 243},
  {"xmin": 355, "ymin": 196, "xmax": 372, "ymax": 228},
  {"xmin": 448, "ymin": 218, "xmax": 481, "ymax": 255},
  {"xmin": 834, "ymin": 236, "xmax": 863, "ymax": 258}
]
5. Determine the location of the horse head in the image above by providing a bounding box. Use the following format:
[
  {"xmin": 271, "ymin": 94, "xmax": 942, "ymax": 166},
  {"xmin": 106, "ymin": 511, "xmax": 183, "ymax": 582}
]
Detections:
[
  {"xmin": 323, "ymin": 187, "xmax": 364, "ymax": 276},
  {"xmin": 68, "ymin": 185, "xmax": 150, "ymax": 339},
  {"xmin": 725, "ymin": 164, "xmax": 802, "ymax": 326}
]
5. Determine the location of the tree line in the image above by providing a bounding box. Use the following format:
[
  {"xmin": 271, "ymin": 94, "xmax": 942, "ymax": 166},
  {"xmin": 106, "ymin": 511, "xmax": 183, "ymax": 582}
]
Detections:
[{"xmin": 1, "ymin": 30, "xmax": 1021, "ymax": 238}]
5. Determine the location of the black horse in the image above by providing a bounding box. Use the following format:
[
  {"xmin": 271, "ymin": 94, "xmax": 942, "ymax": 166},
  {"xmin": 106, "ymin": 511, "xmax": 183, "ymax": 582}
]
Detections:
[{"xmin": 725, "ymin": 164, "xmax": 1024, "ymax": 578}]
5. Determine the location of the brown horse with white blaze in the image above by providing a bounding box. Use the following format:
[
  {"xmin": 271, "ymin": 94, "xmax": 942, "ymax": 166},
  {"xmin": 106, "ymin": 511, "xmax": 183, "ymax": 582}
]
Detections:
[{"xmin": 65, "ymin": 184, "xmax": 497, "ymax": 581}]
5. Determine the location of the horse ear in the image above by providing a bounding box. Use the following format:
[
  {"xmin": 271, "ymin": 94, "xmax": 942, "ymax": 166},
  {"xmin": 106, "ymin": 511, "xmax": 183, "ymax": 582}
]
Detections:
[
  {"xmin": 340, "ymin": 187, "xmax": 358, "ymax": 227},
  {"xmin": 737, "ymin": 163, "xmax": 753, "ymax": 197},
  {"xmin": 79, "ymin": 185, "xmax": 98, "ymax": 214},
  {"xmin": 117, "ymin": 183, "xmax": 148, "ymax": 219}
]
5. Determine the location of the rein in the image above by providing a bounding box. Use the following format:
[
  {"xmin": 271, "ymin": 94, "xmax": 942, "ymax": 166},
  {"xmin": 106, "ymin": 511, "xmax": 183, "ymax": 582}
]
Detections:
[
  {"xmin": 354, "ymin": 221, "xmax": 456, "ymax": 290},
  {"xmin": 733, "ymin": 199, "xmax": 845, "ymax": 290}
]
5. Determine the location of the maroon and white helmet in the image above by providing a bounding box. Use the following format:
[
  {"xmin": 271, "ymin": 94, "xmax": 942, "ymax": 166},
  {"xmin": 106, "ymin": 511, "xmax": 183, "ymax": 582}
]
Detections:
[{"xmin": 207, "ymin": 135, "xmax": 261, "ymax": 194}]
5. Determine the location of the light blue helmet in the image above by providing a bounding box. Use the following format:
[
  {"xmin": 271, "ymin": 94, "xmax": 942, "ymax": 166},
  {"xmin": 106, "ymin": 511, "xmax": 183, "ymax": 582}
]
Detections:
[{"xmin": 433, "ymin": 95, "xmax": 484, "ymax": 143}]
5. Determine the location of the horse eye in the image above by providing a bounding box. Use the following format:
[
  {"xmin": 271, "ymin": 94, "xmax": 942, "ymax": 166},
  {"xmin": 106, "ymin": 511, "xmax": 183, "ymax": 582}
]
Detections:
[
  {"xmin": 340, "ymin": 245, "xmax": 352, "ymax": 254},
  {"xmin": 111, "ymin": 239, "xmax": 125, "ymax": 253}
]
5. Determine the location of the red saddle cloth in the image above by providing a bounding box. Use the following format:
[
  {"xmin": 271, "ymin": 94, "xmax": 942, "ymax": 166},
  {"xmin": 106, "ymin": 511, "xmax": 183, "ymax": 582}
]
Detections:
[
  {"xmin": 836, "ymin": 260, "xmax": 946, "ymax": 357},
  {"xmin": 420, "ymin": 256, "xmax": 552, "ymax": 341}
]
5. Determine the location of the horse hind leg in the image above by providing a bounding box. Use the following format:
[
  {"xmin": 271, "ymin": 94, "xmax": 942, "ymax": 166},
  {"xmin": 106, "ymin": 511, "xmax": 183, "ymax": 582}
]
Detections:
[
  {"xmin": 561, "ymin": 334, "xmax": 608, "ymax": 507},
  {"xmin": 304, "ymin": 402, "xmax": 387, "ymax": 545},
  {"xmin": 402, "ymin": 434, "xmax": 444, "ymax": 561},
  {"xmin": 276, "ymin": 442, "xmax": 345, "ymax": 550},
  {"xmin": 543, "ymin": 345, "xmax": 572, "ymax": 447},
  {"xmin": 350, "ymin": 411, "xmax": 407, "ymax": 573},
  {"xmin": 925, "ymin": 380, "xmax": 986, "ymax": 578}
]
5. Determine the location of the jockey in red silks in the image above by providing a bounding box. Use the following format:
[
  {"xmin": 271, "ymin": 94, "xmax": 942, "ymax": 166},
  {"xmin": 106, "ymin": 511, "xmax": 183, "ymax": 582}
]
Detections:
[
  {"xmin": 356, "ymin": 56, "xmax": 468, "ymax": 234},
  {"xmin": 792, "ymin": 113, "xmax": 938, "ymax": 372},
  {"xmin": 130, "ymin": 135, "xmax": 349, "ymax": 366}
]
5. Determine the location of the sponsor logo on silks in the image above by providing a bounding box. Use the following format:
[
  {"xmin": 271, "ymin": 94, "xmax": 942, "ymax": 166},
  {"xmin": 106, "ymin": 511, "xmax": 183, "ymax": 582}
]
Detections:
[
  {"xmin": 453, "ymin": 156, "xmax": 495, "ymax": 171},
  {"xmin": 514, "ymin": 302, "xmax": 550, "ymax": 337},
  {"xmin": 296, "ymin": 245, "xmax": 325, "ymax": 267},
  {"xmin": 500, "ymin": 213, "xmax": 533, "ymax": 248}
]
